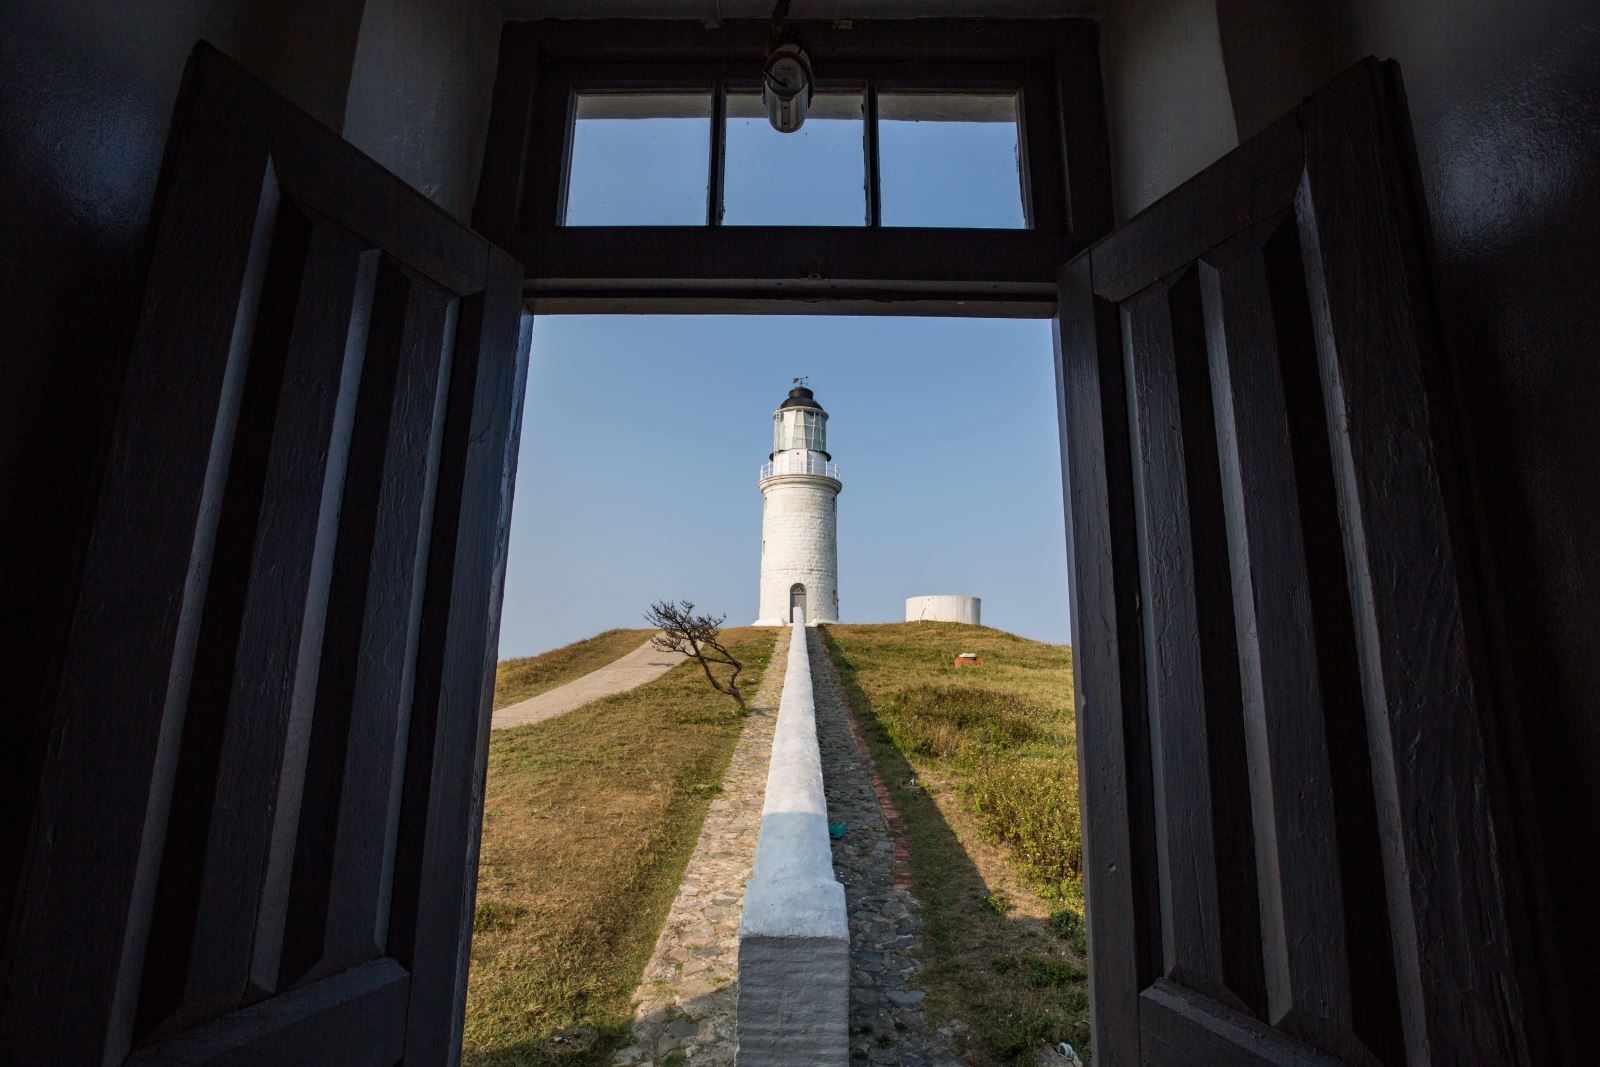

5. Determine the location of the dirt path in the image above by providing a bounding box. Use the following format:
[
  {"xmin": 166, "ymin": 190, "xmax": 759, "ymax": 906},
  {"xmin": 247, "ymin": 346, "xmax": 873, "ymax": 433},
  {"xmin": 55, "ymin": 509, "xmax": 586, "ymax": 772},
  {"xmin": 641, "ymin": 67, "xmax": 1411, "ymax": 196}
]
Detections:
[{"xmin": 491, "ymin": 634, "xmax": 680, "ymax": 730}]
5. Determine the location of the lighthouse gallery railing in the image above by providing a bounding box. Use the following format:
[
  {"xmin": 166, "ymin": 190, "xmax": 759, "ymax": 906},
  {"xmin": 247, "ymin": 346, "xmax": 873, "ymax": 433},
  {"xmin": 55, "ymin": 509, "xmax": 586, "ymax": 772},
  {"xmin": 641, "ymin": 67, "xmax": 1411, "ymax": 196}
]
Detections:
[{"xmin": 759, "ymin": 455, "xmax": 839, "ymax": 480}]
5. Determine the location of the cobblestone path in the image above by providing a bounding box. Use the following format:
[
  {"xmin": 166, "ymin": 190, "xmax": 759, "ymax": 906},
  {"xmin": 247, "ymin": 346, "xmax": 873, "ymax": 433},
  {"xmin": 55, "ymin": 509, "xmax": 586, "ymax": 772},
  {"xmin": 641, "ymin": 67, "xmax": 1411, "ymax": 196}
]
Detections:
[
  {"xmin": 810, "ymin": 637, "xmax": 966, "ymax": 1067},
  {"xmin": 615, "ymin": 628, "xmax": 791, "ymax": 1066}
]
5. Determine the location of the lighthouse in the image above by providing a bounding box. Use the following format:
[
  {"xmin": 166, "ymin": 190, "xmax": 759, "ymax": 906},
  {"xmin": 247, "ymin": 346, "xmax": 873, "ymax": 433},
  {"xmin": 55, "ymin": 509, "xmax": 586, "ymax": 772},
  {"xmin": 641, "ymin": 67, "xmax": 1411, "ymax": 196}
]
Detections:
[{"xmin": 754, "ymin": 383, "xmax": 842, "ymax": 626}]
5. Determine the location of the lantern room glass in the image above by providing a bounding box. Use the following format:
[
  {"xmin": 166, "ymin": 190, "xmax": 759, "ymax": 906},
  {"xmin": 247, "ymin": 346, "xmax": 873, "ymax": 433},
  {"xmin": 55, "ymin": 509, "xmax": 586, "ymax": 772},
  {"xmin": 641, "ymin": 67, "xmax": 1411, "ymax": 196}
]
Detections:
[{"xmin": 773, "ymin": 410, "xmax": 827, "ymax": 453}]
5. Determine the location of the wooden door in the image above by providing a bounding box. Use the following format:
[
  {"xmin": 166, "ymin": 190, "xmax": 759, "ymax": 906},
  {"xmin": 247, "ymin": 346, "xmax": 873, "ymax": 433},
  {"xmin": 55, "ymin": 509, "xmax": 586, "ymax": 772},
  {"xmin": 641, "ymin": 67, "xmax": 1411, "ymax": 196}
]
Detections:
[
  {"xmin": 0, "ymin": 44, "xmax": 529, "ymax": 1064},
  {"xmin": 1055, "ymin": 61, "xmax": 1532, "ymax": 1064}
]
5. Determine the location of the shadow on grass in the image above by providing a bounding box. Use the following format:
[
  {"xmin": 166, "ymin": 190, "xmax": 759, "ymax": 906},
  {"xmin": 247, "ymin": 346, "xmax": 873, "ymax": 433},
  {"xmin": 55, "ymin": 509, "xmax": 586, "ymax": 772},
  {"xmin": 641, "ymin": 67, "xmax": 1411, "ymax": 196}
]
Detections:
[
  {"xmin": 465, "ymin": 981, "xmax": 742, "ymax": 1067},
  {"xmin": 818, "ymin": 627, "xmax": 1090, "ymax": 1067},
  {"xmin": 461, "ymin": 1021, "xmax": 635, "ymax": 1067},
  {"xmin": 466, "ymin": 626, "xmax": 1085, "ymax": 1066}
]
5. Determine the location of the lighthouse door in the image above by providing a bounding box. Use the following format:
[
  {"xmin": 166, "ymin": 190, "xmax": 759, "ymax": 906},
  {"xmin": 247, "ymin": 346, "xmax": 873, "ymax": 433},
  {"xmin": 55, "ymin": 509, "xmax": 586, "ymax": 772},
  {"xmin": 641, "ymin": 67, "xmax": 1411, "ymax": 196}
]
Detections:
[{"xmin": 789, "ymin": 584, "xmax": 807, "ymax": 626}]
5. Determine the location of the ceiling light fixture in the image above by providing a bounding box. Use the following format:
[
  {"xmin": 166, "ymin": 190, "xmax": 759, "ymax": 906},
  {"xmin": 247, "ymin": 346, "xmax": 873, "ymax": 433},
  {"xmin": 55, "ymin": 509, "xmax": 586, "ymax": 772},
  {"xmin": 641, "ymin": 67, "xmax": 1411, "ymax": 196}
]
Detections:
[{"xmin": 762, "ymin": 0, "xmax": 813, "ymax": 133}]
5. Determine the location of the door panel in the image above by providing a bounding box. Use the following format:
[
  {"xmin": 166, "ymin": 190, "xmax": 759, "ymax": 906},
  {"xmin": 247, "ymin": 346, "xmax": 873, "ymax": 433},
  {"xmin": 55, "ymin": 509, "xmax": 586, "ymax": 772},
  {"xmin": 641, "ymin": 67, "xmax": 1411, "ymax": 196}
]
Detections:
[
  {"xmin": 0, "ymin": 44, "xmax": 529, "ymax": 1064},
  {"xmin": 125, "ymin": 961, "xmax": 411, "ymax": 1067},
  {"xmin": 1123, "ymin": 269, "xmax": 1266, "ymax": 1022},
  {"xmin": 1056, "ymin": 60, "xmax": 1528, "ymax": 1065}
]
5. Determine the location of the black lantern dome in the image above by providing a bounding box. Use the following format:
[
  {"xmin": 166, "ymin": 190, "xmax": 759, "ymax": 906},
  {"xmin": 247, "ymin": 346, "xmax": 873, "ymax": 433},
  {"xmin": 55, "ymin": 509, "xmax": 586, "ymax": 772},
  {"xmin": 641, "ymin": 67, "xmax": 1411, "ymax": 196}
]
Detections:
[{"xmin": 778, "ymin": 385, "xmax": 826, "ymax": 414}]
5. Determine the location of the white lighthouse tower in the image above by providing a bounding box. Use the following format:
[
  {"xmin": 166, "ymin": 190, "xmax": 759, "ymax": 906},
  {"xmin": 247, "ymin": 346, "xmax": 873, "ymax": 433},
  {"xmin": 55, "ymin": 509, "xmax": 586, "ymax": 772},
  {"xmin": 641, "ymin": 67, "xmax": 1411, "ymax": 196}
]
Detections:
[{"xmin": 754, "ymin": 383, "xmax": 842, "ymax": 626}]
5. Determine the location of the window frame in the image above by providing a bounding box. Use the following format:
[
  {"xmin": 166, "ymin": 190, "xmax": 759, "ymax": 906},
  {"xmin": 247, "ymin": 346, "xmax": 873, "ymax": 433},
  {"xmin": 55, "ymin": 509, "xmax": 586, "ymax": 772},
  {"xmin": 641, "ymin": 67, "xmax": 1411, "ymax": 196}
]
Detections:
[
  {"xmin": 560, "ymin": 70, "xmax": 1040, "ymax": 232},
  {"xmin": 473, "ymin": 18, "xmax": 1113, "ymax": 317}
]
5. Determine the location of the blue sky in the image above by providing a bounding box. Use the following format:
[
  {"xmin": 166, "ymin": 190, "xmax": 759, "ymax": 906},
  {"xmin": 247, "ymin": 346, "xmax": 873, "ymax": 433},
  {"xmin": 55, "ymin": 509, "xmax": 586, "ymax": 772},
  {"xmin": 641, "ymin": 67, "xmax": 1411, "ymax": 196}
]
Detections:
[
  {"xmin": 498, "ymin": 315, "xmax": 1069, "ymax": 656},
  {"xmin": 496, "ymin": 100, "xmax": 1069, "ymax": 656}
]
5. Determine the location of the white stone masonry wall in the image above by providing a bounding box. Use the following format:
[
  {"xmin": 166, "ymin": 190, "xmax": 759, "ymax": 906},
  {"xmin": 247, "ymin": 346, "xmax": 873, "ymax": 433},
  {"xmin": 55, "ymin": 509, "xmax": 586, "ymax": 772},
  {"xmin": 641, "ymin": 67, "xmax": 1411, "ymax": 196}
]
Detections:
[
  {"xmin": 757, "ymin": 475, "xmax": 839, "ymax": 624},
  {"xmin": 735, "ymin": 625, "xmax": 849, "ymax": 1065}
]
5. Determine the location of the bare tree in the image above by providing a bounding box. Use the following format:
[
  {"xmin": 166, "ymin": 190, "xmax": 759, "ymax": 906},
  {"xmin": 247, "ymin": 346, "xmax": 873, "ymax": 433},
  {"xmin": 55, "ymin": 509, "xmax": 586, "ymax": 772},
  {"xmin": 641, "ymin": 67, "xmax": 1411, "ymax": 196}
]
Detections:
[{"xmin": 646, "ymin": 599, "xmax": 746, "ymax": 712}]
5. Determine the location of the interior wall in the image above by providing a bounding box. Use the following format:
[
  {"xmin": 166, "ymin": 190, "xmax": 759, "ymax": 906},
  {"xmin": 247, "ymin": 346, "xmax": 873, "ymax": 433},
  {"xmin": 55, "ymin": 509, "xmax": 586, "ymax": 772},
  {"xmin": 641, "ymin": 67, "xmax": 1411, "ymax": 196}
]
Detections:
[
  {"xmin": 343, "ymin": 0, "xmax": 502, "ymax": 221},
  {"xmin": 1105, "ymin": 0, "xmax": 1599, "ymax": 1043},
  {"xmin": 1098, "ymin": 0, "xmax": 1238, "ymax": 219},
  {"xmin": 0, "ymin": 0, "xmax": 502, "ymax": 944}
]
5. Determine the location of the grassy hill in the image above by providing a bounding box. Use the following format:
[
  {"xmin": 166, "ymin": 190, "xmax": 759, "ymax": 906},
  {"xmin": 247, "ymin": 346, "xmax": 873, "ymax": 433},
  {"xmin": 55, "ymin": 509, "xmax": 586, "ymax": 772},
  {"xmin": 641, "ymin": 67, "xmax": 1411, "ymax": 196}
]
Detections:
[
  {"xmin": 466, "ymin": 621, "xmax": 1083, "ymax": 1066},
  {"xmin": 821, "ymin": 622, "xmax": 1087, "ymax": 1066},
  {"xmin": 467, "ymin": 627, "xmax": 776, "ymax": 1065}
]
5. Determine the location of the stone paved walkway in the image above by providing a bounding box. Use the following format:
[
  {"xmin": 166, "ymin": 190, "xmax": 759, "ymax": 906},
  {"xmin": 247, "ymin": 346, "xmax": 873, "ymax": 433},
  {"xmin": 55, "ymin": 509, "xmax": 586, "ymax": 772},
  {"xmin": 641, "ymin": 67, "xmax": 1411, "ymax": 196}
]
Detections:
[
  {"xmin": 492, "ymin": 634, "xmax": 680, "ymax": 730},
  {"xmin": 615, "ymin": 628, "xmax": 792, "ymax": 1066},
  {"xmin": 810, "ymin": 637, "xmax": 965, "ymax": 1067}
]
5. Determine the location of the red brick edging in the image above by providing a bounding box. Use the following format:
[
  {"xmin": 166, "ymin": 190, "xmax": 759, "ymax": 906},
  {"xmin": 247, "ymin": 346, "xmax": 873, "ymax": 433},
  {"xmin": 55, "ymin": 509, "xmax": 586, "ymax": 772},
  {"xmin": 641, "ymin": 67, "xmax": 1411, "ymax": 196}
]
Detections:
[{"xmin": 832, "ymin": 672, "xmax": 915, "ymax": 892}]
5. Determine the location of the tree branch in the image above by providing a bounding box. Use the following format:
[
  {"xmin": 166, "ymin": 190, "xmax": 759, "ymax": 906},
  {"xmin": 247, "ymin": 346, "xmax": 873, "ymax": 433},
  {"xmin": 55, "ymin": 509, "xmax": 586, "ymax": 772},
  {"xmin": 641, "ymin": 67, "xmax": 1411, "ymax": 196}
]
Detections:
[{"xmin": 644, "ymin": 598, "xmax": 746, "ymax": 712}]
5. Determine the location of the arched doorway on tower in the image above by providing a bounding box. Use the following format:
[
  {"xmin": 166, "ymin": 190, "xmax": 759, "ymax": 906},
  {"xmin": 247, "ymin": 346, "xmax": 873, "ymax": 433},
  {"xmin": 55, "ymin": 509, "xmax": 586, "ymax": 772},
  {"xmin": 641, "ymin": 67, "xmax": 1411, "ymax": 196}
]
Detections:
[{"xmin": 789, "ymin": 583, "xmax": 807, "ymax": 625}]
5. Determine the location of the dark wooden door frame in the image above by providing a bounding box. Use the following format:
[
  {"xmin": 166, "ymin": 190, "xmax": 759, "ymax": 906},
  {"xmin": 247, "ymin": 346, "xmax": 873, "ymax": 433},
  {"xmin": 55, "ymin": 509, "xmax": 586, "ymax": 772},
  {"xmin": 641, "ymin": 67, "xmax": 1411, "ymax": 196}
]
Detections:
[
  {"xmin": 469, "ymin": 24, "xmax": 1548, "ymax": 1063},
  {"xmin": 471, "ymin": 17, "xmax": 1112, "ymax": 316}
]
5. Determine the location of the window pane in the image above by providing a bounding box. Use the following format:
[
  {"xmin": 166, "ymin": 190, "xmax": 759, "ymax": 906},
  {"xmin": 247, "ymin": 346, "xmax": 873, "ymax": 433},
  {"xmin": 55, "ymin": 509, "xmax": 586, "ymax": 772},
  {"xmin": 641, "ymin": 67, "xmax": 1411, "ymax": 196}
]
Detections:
[
  {"xmin": 878, "ymin": 93, "xmax": 1025, "ymax": 228},
  {"xmin": 566, "ymin": 93, "xmax": 711, "ymax": 225},
  {"xmin": 723, "ymin": 92, "xmax": 866, "ymax": 226}
]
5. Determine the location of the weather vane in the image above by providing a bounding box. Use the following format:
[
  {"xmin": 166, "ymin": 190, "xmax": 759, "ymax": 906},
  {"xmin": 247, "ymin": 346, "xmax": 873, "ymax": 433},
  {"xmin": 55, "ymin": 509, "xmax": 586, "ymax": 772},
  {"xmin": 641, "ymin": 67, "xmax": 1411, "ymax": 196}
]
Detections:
[{"xmin": 793, "ymin": 375, "xmax": 809, "ymax": 388}]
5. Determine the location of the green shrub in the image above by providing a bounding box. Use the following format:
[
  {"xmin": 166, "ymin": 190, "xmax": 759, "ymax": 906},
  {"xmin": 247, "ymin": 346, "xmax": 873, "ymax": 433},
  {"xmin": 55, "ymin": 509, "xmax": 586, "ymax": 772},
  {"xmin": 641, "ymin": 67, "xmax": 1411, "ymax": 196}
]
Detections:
[
  {"xmin": 964, "ymin": 758, "xmax": 1082, "ymax": 897},
  {"xmin": 869, "ymin": 682, "xmax": 1083, "ymax": 902},
  {"xmin": 981, "ymin": 891, "xmax": 1015, "ymax": 916},
  {"xmin": 984, "ymin": 1008, "xmax": 1072, "ymax": 1059},
  {"xmin": 1022, "ymin": 955, "xmax": 1087, "ymax": 989},
  {"xmin": 992, "ymin": 953, "xmax": 1088, "ymax": 990},
  {"xmin": 878, "ymin": 685, "xmax": 1048, "ymax": 764},
  {"xmin": 1048, "ymin": 907, "xmax": 1083, "ymax": 942}
]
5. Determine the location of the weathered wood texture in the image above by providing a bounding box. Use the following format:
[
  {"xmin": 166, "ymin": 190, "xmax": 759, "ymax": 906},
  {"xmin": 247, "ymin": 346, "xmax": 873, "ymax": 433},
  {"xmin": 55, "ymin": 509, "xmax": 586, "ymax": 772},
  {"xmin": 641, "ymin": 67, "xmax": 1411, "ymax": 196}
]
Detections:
[
  {"xmin": 1054, "ymin": 59, "xmax": 1532, "ymax": 1065},
  {"xmin": 0, "ymin": 43, "xmax": 527, "ymax": 1065}
]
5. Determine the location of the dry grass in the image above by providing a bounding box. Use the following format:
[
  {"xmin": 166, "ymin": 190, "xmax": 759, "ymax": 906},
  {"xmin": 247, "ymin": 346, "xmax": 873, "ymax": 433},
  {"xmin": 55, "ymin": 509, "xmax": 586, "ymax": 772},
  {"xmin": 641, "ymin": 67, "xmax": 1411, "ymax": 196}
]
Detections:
[
  {"xmin": 492, "ymin": 628, "xmax": 654, "ymax": 710},
  {"xmin": 820, "ymin": 622, "xmax": 1089, "ymax": 1066},
  {"xmin": 465, "ymin": 627, "xmax": 775, "ymax": 1065}
]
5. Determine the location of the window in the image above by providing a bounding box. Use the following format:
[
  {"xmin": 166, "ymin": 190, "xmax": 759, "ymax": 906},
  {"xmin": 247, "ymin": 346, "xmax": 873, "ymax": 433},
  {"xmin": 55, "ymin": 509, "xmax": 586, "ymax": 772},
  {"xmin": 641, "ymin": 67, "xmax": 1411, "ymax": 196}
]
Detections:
[
  {"xmin": 878, "ymin": 93, "xmax": 1025, "ymax": 228},
  {"xmin": 723, "ymin": 92, "xmax": 866, "ymax": 226},
  {"xmin": 482, "ymin": 20, "xmax": 1105, "ymax": 315},
  {"xmin": 565, "ymin": 92, "xmax": 712, "ymax": 225},
  {"xmin": 560, "ymin": 86, "xmax": 1029, "ymax": 230}
]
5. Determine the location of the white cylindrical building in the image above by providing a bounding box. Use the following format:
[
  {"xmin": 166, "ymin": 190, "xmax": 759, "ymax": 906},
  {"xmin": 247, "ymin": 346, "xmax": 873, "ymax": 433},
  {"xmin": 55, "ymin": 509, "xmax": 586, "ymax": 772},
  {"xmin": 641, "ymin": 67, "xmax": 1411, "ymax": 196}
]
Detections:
[
  {"xmin": 905, "ymin": 595, "xmax": 982, "ymax": 625},
  {"xmin": 754, "ymin": 385, "xmax": 842, "ymax": 626}
]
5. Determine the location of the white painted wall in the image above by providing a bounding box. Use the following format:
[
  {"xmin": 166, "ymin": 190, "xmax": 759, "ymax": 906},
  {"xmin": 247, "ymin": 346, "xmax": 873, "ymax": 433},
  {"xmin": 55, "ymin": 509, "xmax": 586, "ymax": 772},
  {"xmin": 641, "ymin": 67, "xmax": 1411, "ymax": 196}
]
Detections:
[
  {"xmin": 737, "ymin": 626, "xmax": 849, "ymax": 1064},
  {"xmin": 756, "ymin": 472, "xmax": 841, "ymax": 625},
  {"xmin": 905, "ymin": 594, "xmax": 981, "ymax": 625},
  {"xmin": 1100, "ymin": 0, "xmax": 1239, "ymax": 219},
  {"xmin": 341, "ymin": 0, "xmax": 501, "ymax": 221}
]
